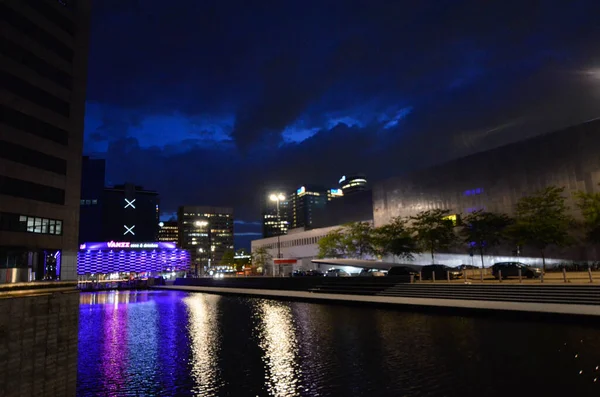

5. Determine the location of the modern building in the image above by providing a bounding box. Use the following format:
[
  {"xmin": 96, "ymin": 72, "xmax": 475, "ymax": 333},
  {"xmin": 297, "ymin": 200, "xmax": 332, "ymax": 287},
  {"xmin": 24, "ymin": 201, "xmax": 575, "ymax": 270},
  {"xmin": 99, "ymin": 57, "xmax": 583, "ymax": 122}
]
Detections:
[
  {"xmin": 0, "ymin": 0, "xmax": 92, "ymax": 282},
  {"xmin": 103, "ymin": 184, "xmax": 160, "ymax": 242},
  {"xmin": 79, "ymin": 156, "xmax": 105, "ymax": 243},
  {"xmin": 289, "ymin": 185, "xmax": 328, "ymax": 229},
  {"xmin": 339, "ymin": 174, "xmax": 368, "ymax": 195},
  {"xmin": 262, "ymin": 192, "xmax": 290, "ymax": 238},
  {"xmin": 373, "ymin": 118, "xmax": 600, "ymax": 265},
  {"xmin": 158, "ymin": 221, "xmax": 179, "ymax": 244},
  {"xmin": 178, "ymin": 206, "xmax": 234, "ymax": 273},
  {"xmin": 312, "ymin": 189, "xmax": 374, "ymax": 229},
  {"xmin": 77, "ymin": 241, "xmax": 191, "ymax": 277}
]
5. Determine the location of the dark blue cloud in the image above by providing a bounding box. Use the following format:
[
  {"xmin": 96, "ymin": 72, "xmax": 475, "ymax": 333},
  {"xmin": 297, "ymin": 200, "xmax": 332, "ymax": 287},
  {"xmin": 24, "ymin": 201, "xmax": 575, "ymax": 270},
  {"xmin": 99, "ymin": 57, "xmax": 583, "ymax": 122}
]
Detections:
[{"xmin": 85, "ymin": 0, "xmax": 600, "ymax": 248}]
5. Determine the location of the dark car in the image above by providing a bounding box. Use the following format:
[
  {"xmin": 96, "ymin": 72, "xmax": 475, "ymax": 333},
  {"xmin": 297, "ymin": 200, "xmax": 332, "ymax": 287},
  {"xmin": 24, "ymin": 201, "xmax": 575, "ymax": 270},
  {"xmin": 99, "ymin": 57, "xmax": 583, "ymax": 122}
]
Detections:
[
  {"xmin": 491, "ymin": 262, "xmax": 541, "ymax": 279},
  {"xmin": 325, "ymin": 269, "xmax": 351, "ymax": 277},
  {"xmin": 292, "ymin": 269, "xmax": 323, "ymax": 277},
  {"xmin": 420, "ymin": 264, "xmax": 462, "ymax": 280},
  {"xmin": 387, "ymin": 266, "xmax": 419, "ymax": 278}
]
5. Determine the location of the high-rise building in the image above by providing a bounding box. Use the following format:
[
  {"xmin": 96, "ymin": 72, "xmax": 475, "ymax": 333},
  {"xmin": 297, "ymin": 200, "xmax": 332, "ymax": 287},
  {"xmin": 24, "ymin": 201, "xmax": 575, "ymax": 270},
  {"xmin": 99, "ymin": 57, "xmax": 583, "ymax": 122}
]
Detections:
[
  {"xmin": 339, "ymin": 174, "xmax": 368, "ymax": 195},
  {"xmin": 102, "ymin": 184, "xmax": 160, "ymax": 242},
  {"xmin": 79, "ymin": 156, "xmax": 105, "ymax": 243},
  {"xmin": 262, "ymin": 192, "xmax": 290, "ymax": 238},
  {"xmin": 289, "ymin": 185, "xmax": 328, "ymax": 229},
  {"xmin": 178, "ymin": 206, "xmax": 234, "ymax": 273},
  {"xmin": 0, "ymin": 0, "xmax": 92, "ymax": 282},
  {"xmin": 158, "ymin": 221, "xmax": 179, "ymax": 244}
]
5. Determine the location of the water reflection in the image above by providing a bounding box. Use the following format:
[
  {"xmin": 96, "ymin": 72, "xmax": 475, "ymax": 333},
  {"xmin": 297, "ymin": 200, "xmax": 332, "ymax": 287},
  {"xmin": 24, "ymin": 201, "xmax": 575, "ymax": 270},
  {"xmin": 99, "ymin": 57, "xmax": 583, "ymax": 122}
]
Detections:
[
  {"xmin": 101, "ymin": 299, "xmax": 129, "ymax": 394},
  {"xmin": 183, "ymin": 293, "xmax": 223, "ymax": 396},
  {"xmin": 255, "ymin": 300, "xmax": 302, "ymax": 397}
]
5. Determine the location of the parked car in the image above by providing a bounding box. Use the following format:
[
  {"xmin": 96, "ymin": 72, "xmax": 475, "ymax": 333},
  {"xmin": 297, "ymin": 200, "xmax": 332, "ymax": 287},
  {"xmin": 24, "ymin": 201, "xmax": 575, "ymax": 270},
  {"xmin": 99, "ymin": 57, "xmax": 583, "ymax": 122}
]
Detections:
[
  {"xmin": 491, "ymin": 262, "xmax": 541, "ymax": 279},
  {"xmin": 358, "ymin": 269, "xmax": 387, "ymax": 277},
  {"xmin": 292, "ymin": 269, "xmax": 324, "ymax": 277},
  {"xmin": 420, "ymin": 265, "xmax": 462, "ymax": 280},
  {"xmin": 387, "ymin": 266, "xmax": 419, "ymax": 278},
  {"xmin": 325, "ymin": 268, "xmax": 351, "ymax": 277}
]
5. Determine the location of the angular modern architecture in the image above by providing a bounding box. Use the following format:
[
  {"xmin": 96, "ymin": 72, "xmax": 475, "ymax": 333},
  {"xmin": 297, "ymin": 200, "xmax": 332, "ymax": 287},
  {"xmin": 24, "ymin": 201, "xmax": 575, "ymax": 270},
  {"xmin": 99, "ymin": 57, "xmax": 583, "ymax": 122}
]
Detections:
[
  {"xmin": 103, "ymin": 184, "xmax": 160, "ymax": 242},
  {"xmin": 339, "ymin": 174, "xmax": 368, "ymax": 195},
  {"xmin": 178, "ymin": 206, "xmax": 234, "ymax": 273},
  {"xmin": 0, "ymin": 0, "xmax": 92, "ymax": 281}
]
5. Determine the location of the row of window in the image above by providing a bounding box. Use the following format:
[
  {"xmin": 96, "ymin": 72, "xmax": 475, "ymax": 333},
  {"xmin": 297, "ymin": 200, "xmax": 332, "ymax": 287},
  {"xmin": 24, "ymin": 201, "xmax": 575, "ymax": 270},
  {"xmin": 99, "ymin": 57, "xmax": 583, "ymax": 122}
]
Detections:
[
  {"xmin": 23, "ymin": 0, "xmax": 75, "ymax": 36},
  {"xmin": 0, "ymin": 174, "xmax": 65, "ymax": 205},
  {"xmin": 0, "ymin": 3, "xmax": 73, "ymax": 62},
  {"xmin": 0, "ymin": 211, "xmax": 63, "ymax": 235},
  {"xmin": 80, "ymin": 199, "xmax": 98, "ymax": 205},
  {"xmin": 0, "ymin": 70, "xmax": 70, "ymax": 117},
  {"xmin": 258, "ymin": 235, "xmax": 323, "ymax": 250},
  {"xmin": 0, "ymin": 139, "xmax": 67, "ymax": 175},
  {"xmin": 0, "ymin": 36, "xmax": 72, "ymax": 89},
  {"xmin": 0, "ymin": 104, "xmax": 69, "ymax": 145}
]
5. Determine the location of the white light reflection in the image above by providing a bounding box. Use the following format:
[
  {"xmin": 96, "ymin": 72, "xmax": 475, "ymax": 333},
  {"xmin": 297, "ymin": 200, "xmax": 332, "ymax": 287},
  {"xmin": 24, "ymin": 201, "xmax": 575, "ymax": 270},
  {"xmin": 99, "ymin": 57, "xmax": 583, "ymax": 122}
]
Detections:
[
  {"xmin": 256, "ymin": 301, "xmax": 301, "ymax": 397},
  {"xmin": 184, "ymin": 294, "xmax": 222, "ymax": 396}
]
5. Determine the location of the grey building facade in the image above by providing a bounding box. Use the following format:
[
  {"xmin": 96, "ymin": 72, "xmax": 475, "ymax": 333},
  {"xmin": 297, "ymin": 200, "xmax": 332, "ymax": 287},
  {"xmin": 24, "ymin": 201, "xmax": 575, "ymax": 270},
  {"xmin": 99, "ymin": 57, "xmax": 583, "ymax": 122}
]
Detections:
[
  {"xmin": 0, "ymin": 0, "xmax": 91, "ymax": 281},
  {"xmin": 373, "ymin": 119, "xmax": 600, "ymax": 263}
]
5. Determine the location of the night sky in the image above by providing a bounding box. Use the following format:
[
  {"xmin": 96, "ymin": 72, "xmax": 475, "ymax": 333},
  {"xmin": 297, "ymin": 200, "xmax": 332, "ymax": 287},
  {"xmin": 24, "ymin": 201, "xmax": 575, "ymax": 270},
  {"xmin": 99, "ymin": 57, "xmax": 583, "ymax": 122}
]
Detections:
[{"xmin": 85, "ymin": 0, "xmax": 600, "ymax": 249}]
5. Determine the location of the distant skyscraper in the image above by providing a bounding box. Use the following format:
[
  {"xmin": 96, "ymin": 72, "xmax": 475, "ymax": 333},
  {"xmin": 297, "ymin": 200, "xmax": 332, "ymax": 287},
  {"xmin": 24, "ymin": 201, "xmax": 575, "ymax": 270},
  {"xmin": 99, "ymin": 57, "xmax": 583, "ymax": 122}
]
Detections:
[
  {"xmin": 79, "ymin": 156, "xmax": 106, "ymax": 243},
  {"xmin": 289, "ymin": 185, "xmax": 328, "ymax": 229},
  {"xmin": 339, "ymin": 174, "xmax": 368, "ymax": 195},
  {"xmin": 178, "ymin": 206, "xmax": 234, "ymax": 273},
  {"xmin": 0, "ymin": 0, "xmax": 92, "ymax": 281},
  {"xmin": 158, "ymin": 221, "xmax": 179, "ymax": 244},
  {"xmin": 102, "ymin": 184, "xmax": 160, "ymax": 242},
  {"xmin": 262, "ymin": 192, "xmax": 290, "ymax": 238}
]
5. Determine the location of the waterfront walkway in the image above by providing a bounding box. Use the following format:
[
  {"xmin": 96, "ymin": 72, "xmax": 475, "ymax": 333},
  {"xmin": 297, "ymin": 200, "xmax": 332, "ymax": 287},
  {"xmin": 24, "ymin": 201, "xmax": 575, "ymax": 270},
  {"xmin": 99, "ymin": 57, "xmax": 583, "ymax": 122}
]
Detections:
[{"xmin": 156, "ymin": 282, "xmax": 600, "ymax": 317}]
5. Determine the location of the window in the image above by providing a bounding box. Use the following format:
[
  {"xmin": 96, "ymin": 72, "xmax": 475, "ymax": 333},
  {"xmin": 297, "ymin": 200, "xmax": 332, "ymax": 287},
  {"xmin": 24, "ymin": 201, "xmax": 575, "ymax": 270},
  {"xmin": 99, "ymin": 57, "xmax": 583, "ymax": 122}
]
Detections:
[
  {"xmin": 49, "ymin": 219, "xmax": 55, "ymax": 234},
  {"xmin": 0, "ymin": 3, "xmax": 74, "ymax": 61},
  {"xmin": 55, "ymin": 220, "xmax": 62, "ymax": 235},
  {"xmin": 41, "ymin": 218, "xmax": 49, "ymax": 234},
  {"xmin": 34, "ymin": 218, "xmax": 42, "ymax": 233},
  {"xmin": 92, "ymin": 199, "xmax": 97, "ymax": 204},
  {"xmin": 0, "ymin": 104, "xmax": 69, "ymax": 145},
  {"xmin": 0, "ymin": 139, "xmax": 67, "ymax": 174},
  {"xmin": 0, "ymin": 175, "xmax": 65, "ymax": 205},
  {"xmin": 85, "ymin": 199, "xmax": 90, "ymax": 205},
  {"xmin": 0, "ymin": 70, "xmax": 70, "ymax": 116},
  {"xmin": 27, "ymin": 217, "xmax": 34, "ymax": 232},
  {"xmin": 0, "ymin": 37, "xmax": 72, "ymax": 89}
]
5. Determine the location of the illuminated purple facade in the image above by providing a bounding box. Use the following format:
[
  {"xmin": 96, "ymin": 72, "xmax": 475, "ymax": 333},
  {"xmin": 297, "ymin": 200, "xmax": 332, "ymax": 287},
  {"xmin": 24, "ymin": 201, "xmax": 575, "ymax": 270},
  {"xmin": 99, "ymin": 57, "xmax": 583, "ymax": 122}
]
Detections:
[{"xmin": 77, "ymin": 241, "xmax": 191, "ymax": 274}]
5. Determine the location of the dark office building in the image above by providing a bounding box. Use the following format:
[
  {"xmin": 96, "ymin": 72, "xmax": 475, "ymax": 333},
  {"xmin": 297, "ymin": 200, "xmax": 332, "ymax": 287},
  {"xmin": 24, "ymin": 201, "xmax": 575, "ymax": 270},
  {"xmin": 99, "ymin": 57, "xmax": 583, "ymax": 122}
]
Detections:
[
  {"xmin": 102, "ymin": 184, "xmax": 160, "ymax": 242},
  {"xmin": 312, "ymin": 189, "xmax": 374, "ymax": 229},
  {"xmin": 262, "ymin": 193, "xmax": 290, "ymax": 238},
  {"xmin": 158, "ymin": 220, "xmax": 179, "ymax": 244},
  {"xmin": 178, "ymin": 206, "xmax": 234, "ymax": 273},
  {"xmin": 0, "ymin": 0, "xmax": 92, "ymax": 282},
  {"xmin": 79, "ymin": 156, "xmax": 105, "ymax": 243},
  {"xmin": 289, "ymin": 185, "xmax": 328, "ymax": 229},
  {"xmin": 339, "ymin": 174, "xmax": 368, "ymax": 195}
]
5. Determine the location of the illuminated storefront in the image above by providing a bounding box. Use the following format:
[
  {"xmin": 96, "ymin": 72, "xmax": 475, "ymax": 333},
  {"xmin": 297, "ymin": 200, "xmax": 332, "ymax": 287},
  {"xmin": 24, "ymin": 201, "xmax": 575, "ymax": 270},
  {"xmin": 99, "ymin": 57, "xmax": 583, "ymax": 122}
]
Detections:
[{"xmin": 77, "ymin": 241, "xmax": 191, "ymax": 276}]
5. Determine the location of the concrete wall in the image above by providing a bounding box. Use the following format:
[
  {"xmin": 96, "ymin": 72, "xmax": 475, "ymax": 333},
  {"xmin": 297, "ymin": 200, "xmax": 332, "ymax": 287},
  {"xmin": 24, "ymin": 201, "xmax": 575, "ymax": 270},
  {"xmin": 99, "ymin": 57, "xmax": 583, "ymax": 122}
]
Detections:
[{"xmin": 0, "ymin": 290, "xmax": 79, "ymax": 396}]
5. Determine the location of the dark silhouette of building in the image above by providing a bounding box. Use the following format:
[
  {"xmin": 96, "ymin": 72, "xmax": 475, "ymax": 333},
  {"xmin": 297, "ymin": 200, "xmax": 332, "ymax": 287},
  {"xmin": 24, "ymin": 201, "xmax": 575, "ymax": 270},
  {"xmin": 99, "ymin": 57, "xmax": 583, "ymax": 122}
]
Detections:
[
  {"xmin": 339, "ymin": 174, "xmax": 368, "ymax": 195},
  {"xmin": 158, "ymin": 220, "xmax": 179, "ymax": 244},
  {"xmin": 178, "ymin": 206, "xmax": 234, "ymax": 273},
  {"xmin": 102, "ymin": 184, "xmax": 159, "ymax": 242},
  {"xmin": 289, "ymin": 185, "xmax": 328, "ymax": 229},
  {"xmin": 261, "ymin": 192, "xmax": 290, "ymax": 238},
  {"xmin": 312, "ymin": 189, "xmax": 374, "ymax": 229},
  {"xmin": 0, "ymin": 0, "xmax": 92, "ymax": 281},
  {"xmin": 79, "ymin": 156, "xmax": 105, "ymax": 243}
]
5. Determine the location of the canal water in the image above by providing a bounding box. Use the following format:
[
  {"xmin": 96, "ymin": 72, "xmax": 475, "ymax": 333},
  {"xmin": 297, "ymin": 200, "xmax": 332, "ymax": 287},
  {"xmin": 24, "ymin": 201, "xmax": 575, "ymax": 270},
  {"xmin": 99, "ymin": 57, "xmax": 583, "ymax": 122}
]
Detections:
[{"xmin": 77, "ymin": 290, "xmax": 600, "ymax": 396}]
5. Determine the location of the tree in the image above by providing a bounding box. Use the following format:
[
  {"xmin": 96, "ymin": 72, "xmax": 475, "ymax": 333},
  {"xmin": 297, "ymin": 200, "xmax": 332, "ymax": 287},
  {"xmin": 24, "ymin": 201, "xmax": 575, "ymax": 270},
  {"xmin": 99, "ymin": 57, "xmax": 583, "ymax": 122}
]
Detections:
[
  {"xmin": 343, "ymin": 222, "xmax": 375, "ymax": 259},
  {"xmin": 409, "ymin": 209, "xmax": 458, "ymax": 263},
  {"xmin": 460, "ymin": 210, "xmax": 512, "ymax": 269},
  {"xmin": 252, "ymin": 246, "xmax": 273, "ymax": 274},
  {"xmin": 510, "ymin": 186, "xmax": 574, "ymax": 272},
  {"xmin": 220, "ymin": 249, "xmax": 235, "ymax": 267},
  {"xmin": 317, "ymin": 228, "xmax": 347, "ymax": 258},
  {"xmin": 373, "ymin": 216, "xmax": 419, "ymax": 261},
  {"xmin": 574, "ymin": 189, "xmax": 600, "ymax": 245},
  {"xmin": 234, "ymin": 248, "xmax": 251, "ymax": 272}
]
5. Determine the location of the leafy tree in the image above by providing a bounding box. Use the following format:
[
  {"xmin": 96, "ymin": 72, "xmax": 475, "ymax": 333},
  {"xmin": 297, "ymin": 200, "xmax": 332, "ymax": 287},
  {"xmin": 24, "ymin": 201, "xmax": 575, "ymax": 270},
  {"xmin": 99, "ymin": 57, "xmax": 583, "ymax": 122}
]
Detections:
[
  {"xmin": 373, "ymin": 216, "xmax": 419, "ymax": 261},
  {"xmin": 409, "ymin": 209, "xmax": 458, "ymax": 263},
  {"xmin": 461, "ymin": 210, "xmax": 512, "ymax": 269},
  {"xmin": 510, "ymin": 186, "xmax": 574, "ymax": 272},
  {"xmin": 220, "ymin": 249, "xmax": 235, "ymax": 267},
  {"xmin": 317, "ymin": 229, "xmax": 347, "ymax": 258},
  {"xmin": 234, "ymin": 248, "xmax": 251, "ymax": 272},
  {"xmin": 574, "ymin": 189, "xmax": 600, "ymax": 245},
  {"xmin": 252, "ymin": 246, "xmax": 273, "ymax": 274},
  {"xmin": 343, "ymin": 222, "xmax": 375, "ymax": 259}
]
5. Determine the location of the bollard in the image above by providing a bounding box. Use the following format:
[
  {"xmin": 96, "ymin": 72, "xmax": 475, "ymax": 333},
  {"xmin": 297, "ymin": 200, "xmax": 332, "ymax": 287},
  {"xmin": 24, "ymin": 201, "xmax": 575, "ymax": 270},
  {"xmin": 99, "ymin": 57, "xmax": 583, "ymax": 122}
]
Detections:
[
  {"xmin": 518, "ymin": 268, "xmax": 522, "ymax": 283},
  {"xmin": 432, "ymin": 271, "xmax": 436, "ymax": 283},
  {"xmin": 447, "ymin": 270, "xmax": 450, "ymax": 283},
  {"xmin": 589, "ymin": 268, "xmax": 593, "ymax": 283},
  {"xmin": 410, "ymin": 274, "xmax": 414, "ymax": 283},
  {"xmin": 498, "ymin": 270, "xmax": 502, "ymax": 282},
  {"xmin": 419, "ymin": 271, "xmax": 422, "ymax": 283},
  {"xmin": 563, "ymin": 267, "xmax": 567, "ymax": 283},
  {"xmin": 464, "ymin": 269, "xmax": 468, "ymax": 282}
]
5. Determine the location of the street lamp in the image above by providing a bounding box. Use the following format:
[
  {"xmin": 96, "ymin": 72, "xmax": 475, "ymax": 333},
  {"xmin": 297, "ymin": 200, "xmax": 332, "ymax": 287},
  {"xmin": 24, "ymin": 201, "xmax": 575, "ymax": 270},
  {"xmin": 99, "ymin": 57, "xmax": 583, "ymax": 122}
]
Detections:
[{"xmin": 269, "ymin": 193, "xmax": 285, "ymax": 261}]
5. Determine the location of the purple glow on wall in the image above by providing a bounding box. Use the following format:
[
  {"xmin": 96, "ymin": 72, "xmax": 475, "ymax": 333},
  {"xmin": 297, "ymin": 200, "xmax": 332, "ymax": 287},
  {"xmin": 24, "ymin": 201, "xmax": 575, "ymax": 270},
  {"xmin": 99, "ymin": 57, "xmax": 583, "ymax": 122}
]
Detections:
[
  {"xmin": 80, "ymin": 241, "xmax": 177, "ymax": 251},
  {"xmin": 77, "ymin": 249, "xmax": 191, "ymax": 274}
]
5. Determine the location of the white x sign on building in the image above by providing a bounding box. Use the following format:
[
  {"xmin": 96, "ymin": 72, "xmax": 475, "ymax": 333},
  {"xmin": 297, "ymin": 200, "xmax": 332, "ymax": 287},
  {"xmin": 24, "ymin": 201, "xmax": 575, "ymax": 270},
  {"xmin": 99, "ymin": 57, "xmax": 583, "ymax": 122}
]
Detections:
[
  {"xmin": 124, "ymin": 225, "xmax": 135, "ymax": 235},
  {"xmin": 124, "ymin": 198, "xmax": 136, "ymax": 209}
]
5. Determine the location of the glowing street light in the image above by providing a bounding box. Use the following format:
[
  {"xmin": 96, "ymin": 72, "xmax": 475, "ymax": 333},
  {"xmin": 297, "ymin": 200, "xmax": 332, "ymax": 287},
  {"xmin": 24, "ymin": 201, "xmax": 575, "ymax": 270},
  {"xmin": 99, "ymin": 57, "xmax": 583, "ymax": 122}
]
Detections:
[{"xmin": 269, "ymin": 193, "xmax": 286, "ymax": 261}]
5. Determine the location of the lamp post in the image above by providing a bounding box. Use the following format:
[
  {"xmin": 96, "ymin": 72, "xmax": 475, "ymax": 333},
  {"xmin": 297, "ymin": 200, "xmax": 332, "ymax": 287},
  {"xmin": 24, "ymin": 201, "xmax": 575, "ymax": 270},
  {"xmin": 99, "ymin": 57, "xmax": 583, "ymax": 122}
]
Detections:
[{"xmin": 269, "ymin": 194, "xmax": 285, "ymax": 260}]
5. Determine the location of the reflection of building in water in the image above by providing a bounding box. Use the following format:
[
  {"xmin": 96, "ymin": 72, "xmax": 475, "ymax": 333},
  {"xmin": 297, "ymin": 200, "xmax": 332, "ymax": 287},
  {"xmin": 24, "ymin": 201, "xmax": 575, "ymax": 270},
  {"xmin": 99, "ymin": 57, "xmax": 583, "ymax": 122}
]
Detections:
[
  {"xmin": 256, "ymin": 301, "xmax": 301, "ymax": 396},
  {"xmin": 77, "ymin": 241, "xmax": 191, "ymax": 280}
]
